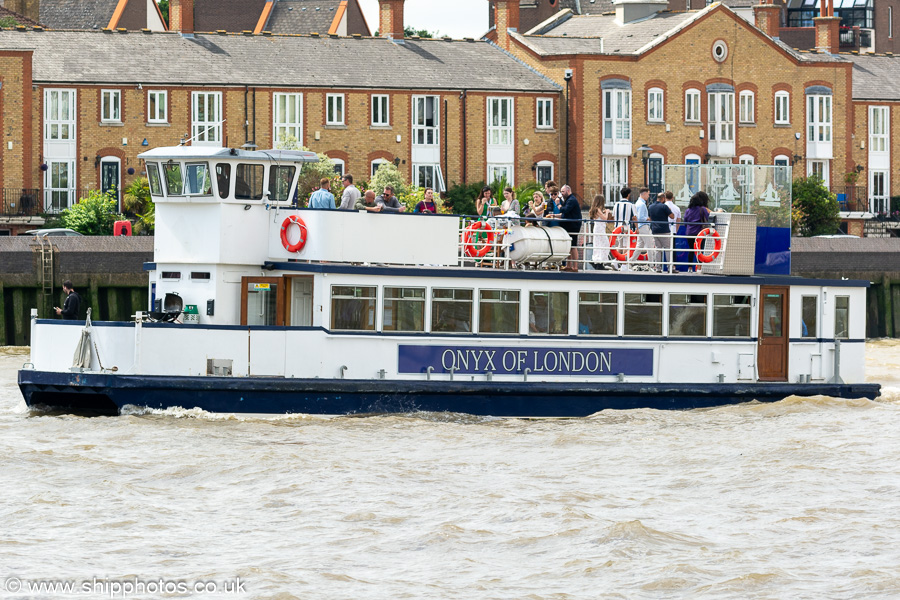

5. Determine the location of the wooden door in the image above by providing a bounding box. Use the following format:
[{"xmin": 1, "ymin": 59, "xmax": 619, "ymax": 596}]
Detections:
[{"xmin": 758, "ymin": 286, "xmax": 789, "ymax": 381}]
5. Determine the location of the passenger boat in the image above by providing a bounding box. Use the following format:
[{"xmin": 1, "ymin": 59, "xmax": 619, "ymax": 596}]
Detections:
[{"xmin": 18, "ymin": 146, "xmax": 880, "ymax": 416}]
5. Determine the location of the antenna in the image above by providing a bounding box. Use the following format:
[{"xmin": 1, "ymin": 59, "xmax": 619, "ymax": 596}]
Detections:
[{"xmin": 179, "ymin": 119, "xmax": 226, "ymax": 146}]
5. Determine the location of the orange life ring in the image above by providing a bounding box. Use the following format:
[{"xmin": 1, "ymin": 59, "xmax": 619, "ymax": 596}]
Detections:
[
  {"xmin": 694, "ymin": 228, "xmax": 722, "ymax": 263},
  {"xmin": 608, "ymin": 225, "xmax": 637, "ymax": 262},
  {"xmin": 463, "ymin": 221, "xmax": 495, "ymax": 258},
  {"xmin": 280, "ymin": 215, "xmax": 308, "ymax": 253}
]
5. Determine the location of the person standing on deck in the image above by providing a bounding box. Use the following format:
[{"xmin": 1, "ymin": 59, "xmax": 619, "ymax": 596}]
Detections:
[
  {"xmin": 628, "ymin": 187, "xmax": 652, "ymax": 270},
  {"xmin": 338, "ymin": 174, "xmax": 360, "ymax": 210},
  {"xmin": 648, "ymin": 193, "xmax": 673, "ymax": 272},
  {"xmin": 308, "ymin": 178, "xmax": 335, "ymax": 209},
  {"xmin": 54, "ymin": 281, "xmax": 81, "ymax": 320}
]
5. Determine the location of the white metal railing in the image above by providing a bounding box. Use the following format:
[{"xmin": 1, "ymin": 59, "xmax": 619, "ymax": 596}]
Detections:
[{"xmin": 457, "ymin": 216, "xmax": 729, "ymax": 273}]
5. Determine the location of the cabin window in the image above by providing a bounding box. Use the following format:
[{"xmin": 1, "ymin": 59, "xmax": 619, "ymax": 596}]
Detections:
[
  {"xmin": 529, "ymin": 291, "xmax": 568, "ymax": 335},
  {"xmin": 383, "ymin": 287, "xmax": 425, "ymax": 332},
  {"xmin": 578, "ymin": 292, "xmax": 617, "ymax": 335},
  {"xmin": 215, "ymin": 163, "xmax": 231, "ymax": 199},
  {"xmin": 246, "ymin": 280, "xmax": 280, "ymax": 326},
  {"xmin": 432, "ymin": 288, "xmax": 473, "ymax": 333},
  {"xmin": 268, "ymin": 165, "xmax": 296, "ymax": 203},
  {"xmin": 668, "ymin": 294, "xmax": 708, "ymax": 337},
  {"xmin": 624, "ymin": 293, "xmax": 663, "ymax": 336},
  {"xmin": 184, "ymin": 163, "xmax": 212, "ymax": 196},
  {"xmin": 712, "ymin": 294, "xmax": 751, "ymax": 337},
  {"xmin": 161, "ymin": 271, "xmax": 181, "ymax": 281},
  {"xmin": 191, "ymin": 272, "xmax": 211, "ymax": 281},
  {"xmin": 146, "ymin": 162, "xmax": 163, "ymax": 197},
  {"xmin": 801, "ymin": 296, "xmax": 817, "ymax": 338},
  {"xmin": 163, "ymin": 162, "xmax": 183, "ymax": 195},
  {"xmin": 479, "ymin": 290, "xmax": 519, "ymax": 334},
  {"xmin": 834, "ymin": 296, "xmax": 850, "ymax": 339},
  {"xmin": 235, "ymin": 164, "xmax": 264, "ymax": 201},
  {"xmin": 331, "ymin": 286, "xmax": 376, "ymax": 331}
]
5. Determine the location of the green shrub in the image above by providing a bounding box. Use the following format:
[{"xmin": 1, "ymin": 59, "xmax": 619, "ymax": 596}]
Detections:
[
  {"xmin": 792, "ymin": 176, "xmax": 840, "ymax": 237},
  {"xmin": 444, "ymin": 181, "xmax": 483, "ymax": 216},
  {"xmin": 123, "ymin": 177, "xmax": 155, "ymax": 234},
  {"xmin": 276, "ymin": 134, "xmax": 339, "ymax": 205},
  {"xmin": 369, "ymin": 162, "xmax": 408, "ymax": 197},
  {"xmin": 60, "ymin": 190, "xmax": 125, "ymax": 236}
]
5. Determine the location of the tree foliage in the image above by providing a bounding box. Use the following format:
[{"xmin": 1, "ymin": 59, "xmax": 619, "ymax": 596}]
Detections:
[
  {"xmin": 792, "ymin": 175, "xmax": 841, "ymax": 237},
  {"xmin": 60, "ymin": 190, "xmax": 125, "ymax": 235},
  {"xmin": 0, "ymin": 16, "xmax": 20, "ymax": 27},
  {"xmin": 123, "ymin": 177, "xmax": 155, "ymax": 234},
  {"xmin": 369, "ymin": 162, "xmax": 408, "ymax": 198},
  {"xmin": 276, "ymin": 134, "xmax": 339, "ymax": 205},
  {"xmin": 157, "ymin": 0, "xmax": 169, "ymax": 24},
  {"xmin": 404, "ymin": 26, "xmax": 439, "ymax": 38}
]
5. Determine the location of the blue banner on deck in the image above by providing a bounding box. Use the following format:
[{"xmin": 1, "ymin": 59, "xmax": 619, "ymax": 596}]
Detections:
[{"xmin": 398, "ymin": 345, "xmax": 653, "ymax": 376}]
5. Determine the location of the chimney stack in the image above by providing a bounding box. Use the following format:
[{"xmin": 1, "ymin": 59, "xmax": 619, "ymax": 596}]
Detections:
[
  {"xmin": 169, "ymin": 0, "xmax": 194, "ymax": 35},
  {"xmin": 814, "ymin": 0, "xmax": 840, "ymax": 53},
  {"xmin": 753, "ymin": 0, "xmax": 782, "ymax": 39},
  {"xmin": 492, "ymin": 0, "xmax": 520, "ymax": 50},
  {"xmin": 379, "ymin": 0, "xmax": 405, "ymax": 40}
]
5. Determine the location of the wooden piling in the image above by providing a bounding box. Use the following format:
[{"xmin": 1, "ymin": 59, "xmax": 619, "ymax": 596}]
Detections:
[
  {"xmin": 12, "ymin": 288, "xmax": 26, "ymax": 346},
  {"xmin": 0, "ymin": 282, "xmax": 6, "ymax": 346},
  {"xmin": 883, "ymin": 275, "xmax": 894, "ymax": 339}
]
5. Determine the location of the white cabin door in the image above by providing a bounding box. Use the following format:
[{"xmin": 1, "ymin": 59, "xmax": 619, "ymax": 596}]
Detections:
[{"xmin": 290, "ymin": 277, "xmax": 313, "ymax": 327}]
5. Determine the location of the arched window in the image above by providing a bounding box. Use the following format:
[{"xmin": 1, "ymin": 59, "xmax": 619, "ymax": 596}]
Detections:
[
  {"xmin": 371, "ymin": 158, "xmax": 389, "ymax": 177},
  {"xmin": 331, "ymin": 157, "xmax": 345, "ymax": 177}
]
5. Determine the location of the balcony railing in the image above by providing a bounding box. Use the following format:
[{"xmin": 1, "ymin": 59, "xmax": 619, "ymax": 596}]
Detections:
[
  {"xmin": 1, "ymin": 188, "xmax": 97, "ymax": 217},
  {"xmin": 835, "ymin": 185, "xmax": 869, "ymax": 212}
]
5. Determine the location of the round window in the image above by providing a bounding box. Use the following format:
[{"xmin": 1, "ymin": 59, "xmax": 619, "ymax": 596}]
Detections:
[{"xmin": 712, "ymin": 40, "xmax": 728, "ymax": 63}]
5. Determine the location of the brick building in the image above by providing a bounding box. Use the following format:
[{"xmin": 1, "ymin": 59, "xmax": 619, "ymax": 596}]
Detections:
[{"xmin": 0, "ymin": 0, "xmax": 561, "ymax": 231}]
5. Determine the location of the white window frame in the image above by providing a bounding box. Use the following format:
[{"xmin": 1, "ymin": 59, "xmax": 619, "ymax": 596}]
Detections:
[
  {"xmin": 326, "ymin": 93, "xmax": 345, "ymax": 126},
  {"xmin": 44, "ymin": 88, "xmax": 76, "ymax": 141},
  {"xmin": 372, "ymin": 94, "xmax": 389, "ymax": 127},
  {"xmin": 648, "ymin": 87, "xmax": 664, "ymax": 122},
  {"xmin": 487, "ymin": 164, "xmax": 514, "ymax": 185},
  {"xmin": 870, "ymin": 170, "xmax": 889, "ymax": 214},
  {"xmin": 807, "ymin": 159, "xmax": 829, "ymax": 189},
  {"xmin": 773, "ymin": 155, "xmax": 790, "ymax": 167},
  {"xmin": 685, "ymin": 88, "xmax": 701, "ymax": 123},
  {"xmin": 371, "ymin": 158, "xmax": 389, "ymax": 177},
  {"xmin": 147, "ymin": 90, "xmax": 168, "ymax": 124},
  {"xmin": 774, "ymin": 91, "xmax": 790, "ymax": 125},
  {"xmin": 487, "ymin": 97, "xmax": 514, "ymax": 147},
  {"xmin": 807, "ymin": 95, "xmax": 832, "ymax": 143},
  {"xmin": 603, "ymin": 157, "xmax": 628, "ymax": 207},
  {"xmin": 331, "ymin": 157, "xmax": 345, "ymax": 176},
  {"xmin": 101, "ymin": 89, "xmax": 121, "ymax": 123},
  {"xmin": 708, "ymin": 91, "xmax": 734, "ymax": 142},
  {"xmin": 869, "ymin": 106, "xmax": 889, "ymax": 153},
  {"xmin": 536, "ymin": 98, "xmax": 553, "ymax": 129},
  {"xmin": 413, "ymin": 164, "xmax": 445, "ymax": 192},
  {"xmin": 603, "ymin": 89, "xmax": 631, "ymax": 141},
  {"xmin": 273, "ymin": 92, "xmax": 303, "ymax": 147},
  {"xmin": 535, "ymin": 160, "xmax": 554, "ymax": 185},
  {"xmin": 45, "ymin": 159, "xmax": 75, "ymax": 213},
  {"xmin": 739, "ymin": 90, "xmax": 754, "ymax": 124},
  {"xmin": 412, "ymin": 95, "xmax": 439, "ymax": 146},
  {"xmin": 191, "ymin": 91, "xmax": 222, "ymax": 146}
]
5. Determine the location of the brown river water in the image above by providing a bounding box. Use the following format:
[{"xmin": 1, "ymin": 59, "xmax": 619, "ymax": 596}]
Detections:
[{"xmin": 1, "ymin": 341, "xmax": 899, "ymax": 599}]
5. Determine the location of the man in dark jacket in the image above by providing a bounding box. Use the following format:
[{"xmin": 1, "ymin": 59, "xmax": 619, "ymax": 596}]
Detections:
[
  {"xmin": 55, "ymin": 281, "xmax": 81, "ymax": 320},
  {"xmin": 553, "ymin": 185, "xmax": 583, "ymax": 272}
]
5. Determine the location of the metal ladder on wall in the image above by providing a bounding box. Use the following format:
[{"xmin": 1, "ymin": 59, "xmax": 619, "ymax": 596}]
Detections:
[{"xmin": 37, "ymin": 236, "xmax": 54, "ymax": 310}]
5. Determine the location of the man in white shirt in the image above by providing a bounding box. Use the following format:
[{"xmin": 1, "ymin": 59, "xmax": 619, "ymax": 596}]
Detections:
[
  {"xmin": 664, "ymin": 190, "xmax": 682, "ymax": 272},
  {"xmin": 338, "ymin": 174, "xmax": 361, "ymax": 210},
  {"xmin": 612, "ymin": 187, "xmax": 635, "ymax": 271}
]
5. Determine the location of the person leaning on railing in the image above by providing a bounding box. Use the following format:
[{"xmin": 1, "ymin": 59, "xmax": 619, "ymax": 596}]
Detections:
[{"xmin": 683, "ymin": 191, "xmax": 711, "ymax": 272}]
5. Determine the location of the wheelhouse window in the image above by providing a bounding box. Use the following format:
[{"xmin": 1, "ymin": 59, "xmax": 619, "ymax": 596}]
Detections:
[
  {"xmin": 834, "ymin": 296, "xmax": 850, "ymax": 339},
  {"xmin": 537, "ymin": 98, "xmax": 553, "ymax": 129},
  {"xmin": 184, "ymin": 163, "xmax": 212, "ymax": 196},
  {"xmin": 624, "ymin": 293, "xmax": 663, "ymax": 336},
  {"xmin": 215, "ymin": 163, "xmax": 231, "ymax": 199},
  {"xmin": 273, "ymin": 93, "xmax": 303, "ymax": 146},
  {"xmin": 326, "ymin": 94, "xmax": 344, "ymax": 126},
  {"xmin": 235, "ymin": 164, "xmax": 264, "ymax": 200},
  {"xmin": 708, "ymin": 91, "xmax": 734, "ymax": 142},
  {"xmin": 163, "ymin": 162, "xmax": 183, "ymax": 196},
  {"xmin": 412, "ymin": 96, "xmax": 439, "ymax": 145},
  {"xmin": 801, "ymin": 296, "xmax": 817, "ymax": 338},
  {"xmin": 432, "ymin": 288, "xmax": 473, "ymax": 333},
  {"xmin": 383, "ymin": 287, "xmax": 425, "ymax": 332},
  {"xmin": 331, "ymin": 286, "xmax": 376, "ymax": 331},
  {"xmin": 648, "ymin": 87, "xmax": 664, "ymax": 122},
  {"xmin": 775, "ymin": 91, "xmax": 790, "ymax": 125},
  {"xmin": 479, "ymin": 290, "xmax": 519, "ymax": 334},
  {"xmin": 529, "ymin": 291, "xmax": 568, "ymax": 335},
  {"xmin": 603, "ymin": 89, "xmax": 631, "ymax": 141},
  {"xmin": 669, "ymin": 294, "xmax": 707, "ymax": 337},
  {"xmin": 739, "ymin": 91, "xmax": 754, "ymax": 124},
  {"xmin": 191, "ymin": 91, "xmax": 222, "ymax": 145},
  {"xmin": 372, "ymin": 94, "xmax": 389, "ymax": 127},
  {"xmin": 148, "ymin": 90, "xmax": 167, "ymax": 123},
  {"xmin": 685, "ymin": 88, "xmax": 701, "ymax": 123},
  {"xmin": 578, "ymin": 292, "xmax": 617, "ymax": 335},
  {"xmin": 268, "ymin": 165, "xmax": 296, "ymax": 203},
  {"xmin": 712, "ymin": 294, "xmax": 751, "ymax": 337},
  {"xmin": 146, "ymin": 163, "xmax": 163, "ymax": 197},
  {"xmin": 101, "ymin": 89, "xmax": 121, "ymax": 123}
]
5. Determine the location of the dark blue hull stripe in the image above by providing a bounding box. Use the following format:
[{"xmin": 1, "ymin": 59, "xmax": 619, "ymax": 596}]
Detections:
[{"xmin": 18, "ymin": 370, "xmax": 882, "ymax": 418}]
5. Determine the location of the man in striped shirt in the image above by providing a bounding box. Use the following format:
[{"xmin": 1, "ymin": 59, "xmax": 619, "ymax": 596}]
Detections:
[{"xmin": 612, "ymin": 187, "xmax": 635, "ymax": 271}]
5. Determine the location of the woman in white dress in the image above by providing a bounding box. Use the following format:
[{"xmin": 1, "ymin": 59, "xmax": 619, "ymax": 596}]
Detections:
[{"xmin": 588, "ymin": 195, "xmax": 615, "ymax": 270}]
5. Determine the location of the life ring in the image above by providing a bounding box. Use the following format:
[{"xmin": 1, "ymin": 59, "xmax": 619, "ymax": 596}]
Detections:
[
  {"xmin": 609, "ymin": 225, "xmax": 637, "ymax": 262},
  {"xmin": 280, "ymin": 215, "xmax": 308, "ymax": 253},
  {"xmin": 463, "ymin": 221, "xmax": 495, "ymax": 258},
  {"xmin": 694, "ymin": 228, "xmax": 722, "ymax": 263}
]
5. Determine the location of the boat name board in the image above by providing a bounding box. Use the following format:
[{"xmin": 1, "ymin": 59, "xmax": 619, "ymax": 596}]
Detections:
[{"xmin": 398, "ymin": 345, "xmax": 653, "ymax": 376}]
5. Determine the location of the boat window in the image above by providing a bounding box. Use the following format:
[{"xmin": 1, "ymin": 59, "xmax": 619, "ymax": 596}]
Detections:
[
  {"xmin": 669, "ymin": 294, "xmax": 707, "ymax": 337},
  {"xmin": 331, "ymin": 286, "xmax": 376, "ymax": 331},
  {"xmin": 479, "ymin": 290, "xmax": 520, "ymax": 334},
  {"xmin": 834, "ymin": 296, "xmax": 850, "ymax": 339},
  {"xmin": 624, "ymin": 293, "xmax": 663, "ymax": 336},
  {"xmin": 184, "ymin": 162, "xmax": 212, "ymax": 196},
  {"xmin": 712, "ymin": 294, "xmax": 752, "ymax": 337},
  {"xmin": 762, "ymin": 294, "xmax": 783, "ymax": 337},
  {"xmin": 163, "ymin": 161, "xmax": 183, "ymax": 195},
  {"xmin": 161, "ymin": 271, "xmax": 181, "ymax": 281},
  {"xmin": 432, "ymin": 288, "xmax": 473, "ymax": 333},
  {"xmin": 269, "ymin": 165, "xmax": 297, "ymax": 204},
  {"xmin": 383, "ymin": 287, "xmax": 425, "ymax": 332},
  {"xmin": 578, "ymin": 292, "xmax": 617, "ymax": 335},
  {"xmin": 191, "ymin": 272, "xmax": 211, "ymax": 281},
  {"xmin": 529, "ymin": 291, "xmax": 568, "ymax": 335},
  {"xmin": 801, "ymin": 296, "xmax": 817, "ymax": 338},
  {"xmin": 215, "ymin": 163, "xmax": 231, "ymax": 199},
  {"xmin": 146, "ymin": 162, "xmax": 163, "ymax": 197},
  {"xmin": 235, "ymin": 164, "xmax": 264, "ymax": 201}
]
